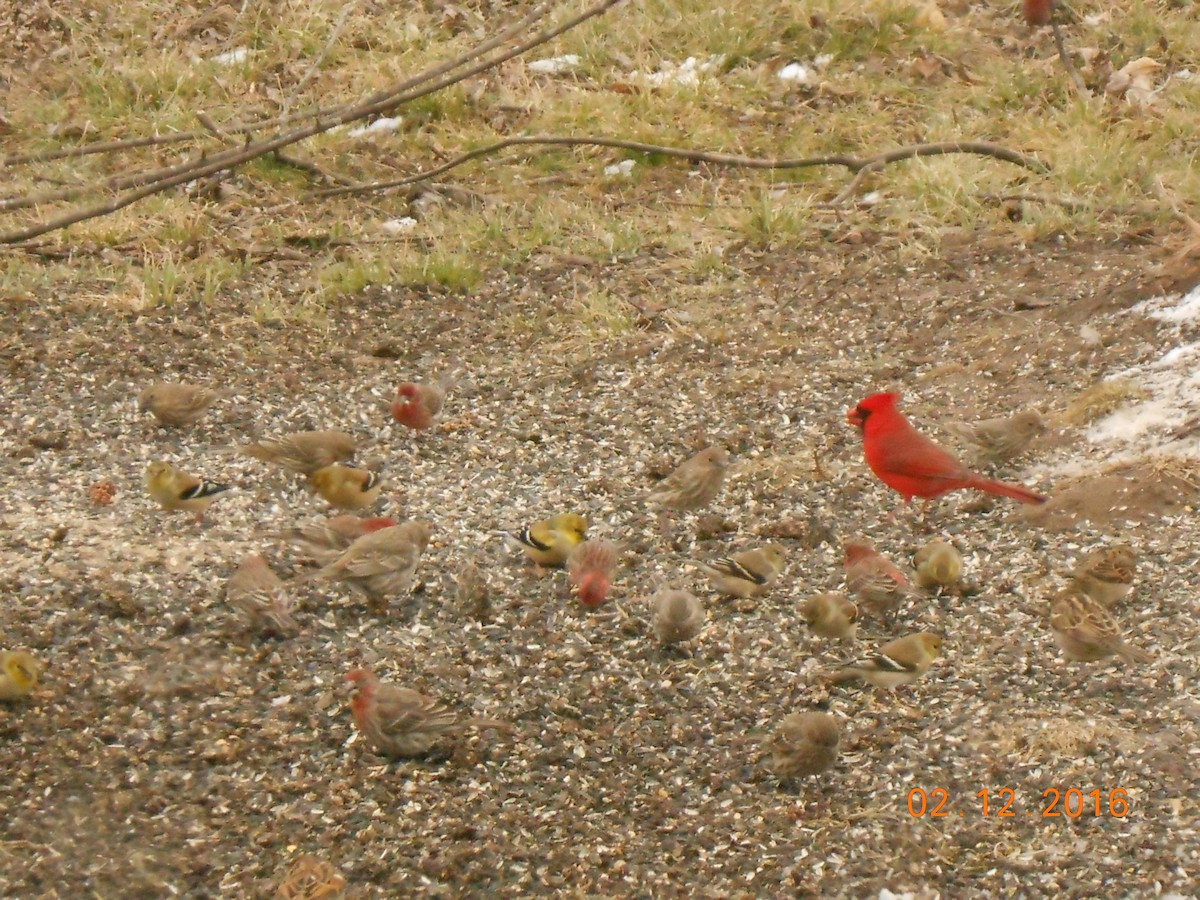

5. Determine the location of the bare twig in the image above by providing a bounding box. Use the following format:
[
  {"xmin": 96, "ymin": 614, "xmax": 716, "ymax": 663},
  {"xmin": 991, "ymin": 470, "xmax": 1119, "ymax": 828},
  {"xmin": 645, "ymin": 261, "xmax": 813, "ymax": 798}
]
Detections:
[
  {"xmin": 284, "ymin": 1, "xmax": 358, "ymax": 115},
  {"xmin": 1052, "ymin": 23, "xmax": 1088, "ymax": 99},
  {"xmin": 0, "ymin": 0, "xmax": 621, "ymax": 244},
  {"xmin": 308, "ymin": 136, "xmax": 1050, "ymax": 203},
  {"xmin": 978, "ymin": 192, "xmax": 1092, "ymax": 213}
]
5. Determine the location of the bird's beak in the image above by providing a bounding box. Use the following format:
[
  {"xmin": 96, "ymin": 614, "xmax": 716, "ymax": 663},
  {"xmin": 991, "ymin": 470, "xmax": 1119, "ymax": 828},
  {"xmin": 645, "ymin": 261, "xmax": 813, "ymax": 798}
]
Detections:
[{"xmin": 846, "ymin": 407, "xmax": 864, "ymax": 429}]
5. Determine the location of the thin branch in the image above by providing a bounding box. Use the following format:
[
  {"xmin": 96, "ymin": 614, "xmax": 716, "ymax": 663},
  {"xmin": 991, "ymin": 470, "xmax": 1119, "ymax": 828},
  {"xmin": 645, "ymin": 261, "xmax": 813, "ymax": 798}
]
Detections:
[
  {"xmin": 1052, "ymin": 23, "xmax": 1088, "ymax": 99},
  {"xmin": 0, "ymin": 0, "xmax": 554, "ymax": 179},
  {"xmin": 307, "ymin": 136, "xmax": 1051, "ymax": 202},
  {"xmin": 284, "ymin": 1, "xmax": 358, "ymax": 117},
  {"xmin": 0, "ymin": 0, "xmax": 620, "ymax": 244}
]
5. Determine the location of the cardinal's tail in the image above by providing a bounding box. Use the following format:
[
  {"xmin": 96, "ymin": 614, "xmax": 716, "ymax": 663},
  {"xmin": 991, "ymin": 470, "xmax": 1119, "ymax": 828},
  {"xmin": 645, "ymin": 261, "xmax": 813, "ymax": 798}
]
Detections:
[{"xmin": 969, "ymin": 476, "xmax": 1047, "ymax": 505}]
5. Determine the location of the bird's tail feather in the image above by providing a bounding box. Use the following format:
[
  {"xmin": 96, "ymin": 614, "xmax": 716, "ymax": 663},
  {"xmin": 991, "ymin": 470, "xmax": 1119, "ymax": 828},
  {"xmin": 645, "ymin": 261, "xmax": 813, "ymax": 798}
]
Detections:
[{"xmin": 969, "ymin": 476, "xmax": 1047, "ymax": 505}]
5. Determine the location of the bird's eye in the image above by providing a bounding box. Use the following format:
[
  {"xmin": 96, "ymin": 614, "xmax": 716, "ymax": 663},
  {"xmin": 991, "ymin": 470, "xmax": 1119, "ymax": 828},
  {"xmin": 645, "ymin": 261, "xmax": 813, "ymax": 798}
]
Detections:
[{"xmin": 857, "ymin": 406, "xmax": 869, "ymax": 419}]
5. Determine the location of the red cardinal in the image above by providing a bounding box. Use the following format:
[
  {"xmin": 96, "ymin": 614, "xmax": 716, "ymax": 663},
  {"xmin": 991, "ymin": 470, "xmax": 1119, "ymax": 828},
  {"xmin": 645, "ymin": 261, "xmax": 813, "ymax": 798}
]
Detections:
[
  {"xmin": 847, "ymin": 392, "xmax": 1047, "ymax": 507},
  {"xmin": 1022, "ymin": 0, "xmax": 1052, "ymax": 26}
]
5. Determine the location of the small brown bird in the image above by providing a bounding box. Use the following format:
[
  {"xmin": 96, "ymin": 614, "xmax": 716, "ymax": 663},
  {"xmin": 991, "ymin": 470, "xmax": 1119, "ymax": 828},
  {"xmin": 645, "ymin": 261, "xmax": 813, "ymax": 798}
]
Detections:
[
  {"xmin": 768, "ymin": 711, "xmax": 841, "ymax": 779},
  {"xmin": 226, "ymin": 554, "xmax": 298, "ymax": 636},
  {"xmin": 946, "ymin": 410, "xmax": 1047, "ymax": 464},
  {"xmin": 647, "ymin": 446, "xmax": 730, "ymax": 513},
  {"xmin": 1048, "ymin": 589, "xmax": 1151, "ymax": 664},
  {"xmin": 308, "ymin": 464, "xmax": 383, "ymax": 511},
  {"xmin": 304, "ymin": 519, "xmax": 432, "ymax": 615},
  {"xmin": 829, "ymin": 633, "xmax": 943, "ymax": 689},
  {"xmin": 273, "ymin": 854, "xmax": 346, "ymax": 900},
  {"xmin": 651, "ymin": 588, "xmax": 706, "ymax": 645},
  {"xmin": 346, "ymin": 669, "xmax": 512, "ymax": 758},
  {"xmin": 273, "ymin": 515, "xmax": 398, "ymax": 566},
  {"xmin": 456, "ymin": 556, "xmax": 491, "ymax": 622},
  {"xmin": 242, "ymin": 430, "xmax": 357, "ymax": 476},
  {"xmin": 145, "ymin": 460, "xmax": 230, "ymax": 520},
  {"xmin": 138, "ymin": 381, "xmax": 222, "ymax": 427},
  {"xmin": 913, "ymin": 539, "xmax": 964, "ymax": 590},
  {"xmin": 843, "ymin": 541, "xmax": 919, "ymax": 614},
  {"xmin": 1070, "ymin": 544, "xmax": 1136, "ymax": 607},
  {"xmin": 567, "ymin": 538, "xmax": 619, "ymax": 607},
  {"xmin": 800, "ymin": 592, "xmax": 859, "ymax": 640},
  {"xmin": 693, "ymin": 545, "xmax": 786, "ymax": 599}
]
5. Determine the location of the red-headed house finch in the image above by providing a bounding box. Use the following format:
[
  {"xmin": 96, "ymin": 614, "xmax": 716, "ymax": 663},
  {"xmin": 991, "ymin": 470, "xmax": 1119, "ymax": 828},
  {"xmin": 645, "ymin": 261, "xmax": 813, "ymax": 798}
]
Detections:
[
  {"xmin": 391, "ymin": 374, "xmax": 454, "ymax": 430},
  {"xmin": 844, "ymin": 541, "xmax": 920, "ymax": 615},
  {"xmin": 345, "ymin": 668, "xmax": 512, "ymax": 758},
  {"xmin": 568, "ymin": 538, "xmax": 619, "ymax": 607},
  {"xmin": 273, "ymin": 515, "xmax": 397, "ymax": 566}
]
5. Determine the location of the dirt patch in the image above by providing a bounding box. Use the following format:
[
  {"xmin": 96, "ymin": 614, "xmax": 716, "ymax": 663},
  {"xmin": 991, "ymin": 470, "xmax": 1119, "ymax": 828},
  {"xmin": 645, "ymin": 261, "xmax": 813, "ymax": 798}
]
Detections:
[{"xmin": 1, "ymin": 236, "xmax": 1196, "ymax": 897}]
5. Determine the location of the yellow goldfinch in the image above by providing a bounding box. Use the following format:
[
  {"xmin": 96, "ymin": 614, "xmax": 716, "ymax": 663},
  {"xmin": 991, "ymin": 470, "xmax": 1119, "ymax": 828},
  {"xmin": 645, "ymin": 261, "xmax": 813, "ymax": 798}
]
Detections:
[
  {"xmin": 225, "ymin": 554, "xmax": 298, "ymax": 636},
  {"xmin": 138, "ymin": 381, "xmax": 222, "ymax": 427},
  {"xmin": 843, "ymin": 541, "xmax": 919, "ymax": 614},
  {"xmin": 304, "ymin": 519, "xmax": 432, "ymax": 615},
  {"xmin": 647, "ymin": 445, "xmax": 730, "ymax": 513},
  {"xmin": 693, "ymin": 545, "xmax": 786, "ymax": 599},
  {"xmin": 146, "ymin": 460, "xmax": 230, "ymax": 520},
  {"xmin": 830, "ymin": 632, "xmax": 943, "ymax": 689},
  {"xmin": 1069, "ymin": 544, "xmax": 1136, "ymax": 607},
  {"xmin": 272, "ymin": 515, "xmax": 398, "ymax": 566},
  {"xmin": 768, "ymin": 711, "xmax": 840, "ymax": 779},
  {"xmin": 504, "ymin": 513, "xmax": 588, "ymax": 568},
  {"xmin": 1048, "ymin": 589, "xmax": 1151, "ymax": 664},
  {"xmin": 242, "ymin": 430, "xmax": 357, "ymax": 476},
  {"xmin": 799, "ymin": 591, "xmax": 859, "ymax": 640},
  {"xmin": 913, "ymin": 539, "xmax": 964, "ymax": 590},
  {"xmin": 946, "ymin": 410, "xmax": 1047, "ymax": 464},
  {"xmin": 0, "ymin": 650, "xmax": 42, "ymax": 702},
  {"xmin": 651, "ymin": 588, "xmax": 706, "ymax": 645},
  {"xmin": 307, "ymin": 464, "xmax": 383, "ymax": 511}
]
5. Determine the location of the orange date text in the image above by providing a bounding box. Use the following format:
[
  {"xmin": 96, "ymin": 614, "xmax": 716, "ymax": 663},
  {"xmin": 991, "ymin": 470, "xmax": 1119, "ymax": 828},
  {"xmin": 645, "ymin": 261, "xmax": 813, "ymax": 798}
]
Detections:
[{"xmin": 906, "ymin": 788, "xmax": 1129, "ymax": 818}]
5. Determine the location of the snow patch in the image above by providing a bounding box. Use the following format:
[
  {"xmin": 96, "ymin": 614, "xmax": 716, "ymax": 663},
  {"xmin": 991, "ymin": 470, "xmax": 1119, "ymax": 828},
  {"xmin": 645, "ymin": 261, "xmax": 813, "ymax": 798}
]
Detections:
[
  {"xmin": 347, "ymin": 117, "xmax": 402, "ymax": 138},
  {"xmin": 603, "ymin": 159, "xmax": 635, "ymax": 178},
  {"xmin": 1084, "ymin": 285, "xmax": 1200, "ymax": 457},
  {"xmin": 528, "ymin": 54, "xmax": 581, "ymax": 75},
  {"xmin": 210, "ymin": 48, "xmax": 251, "ymax": 66},
  {"xmin": 381, "ymin": 217, "xmax": 418, "ymax": 234},
  {"xmin": 636, "ymin": 55, "xmax": 724, "ymax": 88}
]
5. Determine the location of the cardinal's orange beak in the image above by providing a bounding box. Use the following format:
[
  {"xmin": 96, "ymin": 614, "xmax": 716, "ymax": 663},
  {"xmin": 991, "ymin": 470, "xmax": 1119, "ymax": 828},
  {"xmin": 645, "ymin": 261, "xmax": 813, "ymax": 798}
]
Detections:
[{"xmin": 846, "ymin": 406, "xmax": 864, "ymax": 429}]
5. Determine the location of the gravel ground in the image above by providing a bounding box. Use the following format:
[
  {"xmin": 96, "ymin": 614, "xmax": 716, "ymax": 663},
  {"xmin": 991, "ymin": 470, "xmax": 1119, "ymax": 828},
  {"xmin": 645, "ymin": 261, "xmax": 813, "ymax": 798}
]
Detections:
[{"xmin": 1, "ymin": 239, "xmax": 1197, "ymax": 897}]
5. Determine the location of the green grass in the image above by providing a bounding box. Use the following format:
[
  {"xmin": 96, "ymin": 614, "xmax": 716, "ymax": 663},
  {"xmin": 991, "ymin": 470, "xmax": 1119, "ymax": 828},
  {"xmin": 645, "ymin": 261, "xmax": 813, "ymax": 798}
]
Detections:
[{"xmin": 3, "ymin": 0, "xmax": 1198, "ymax": 325}]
